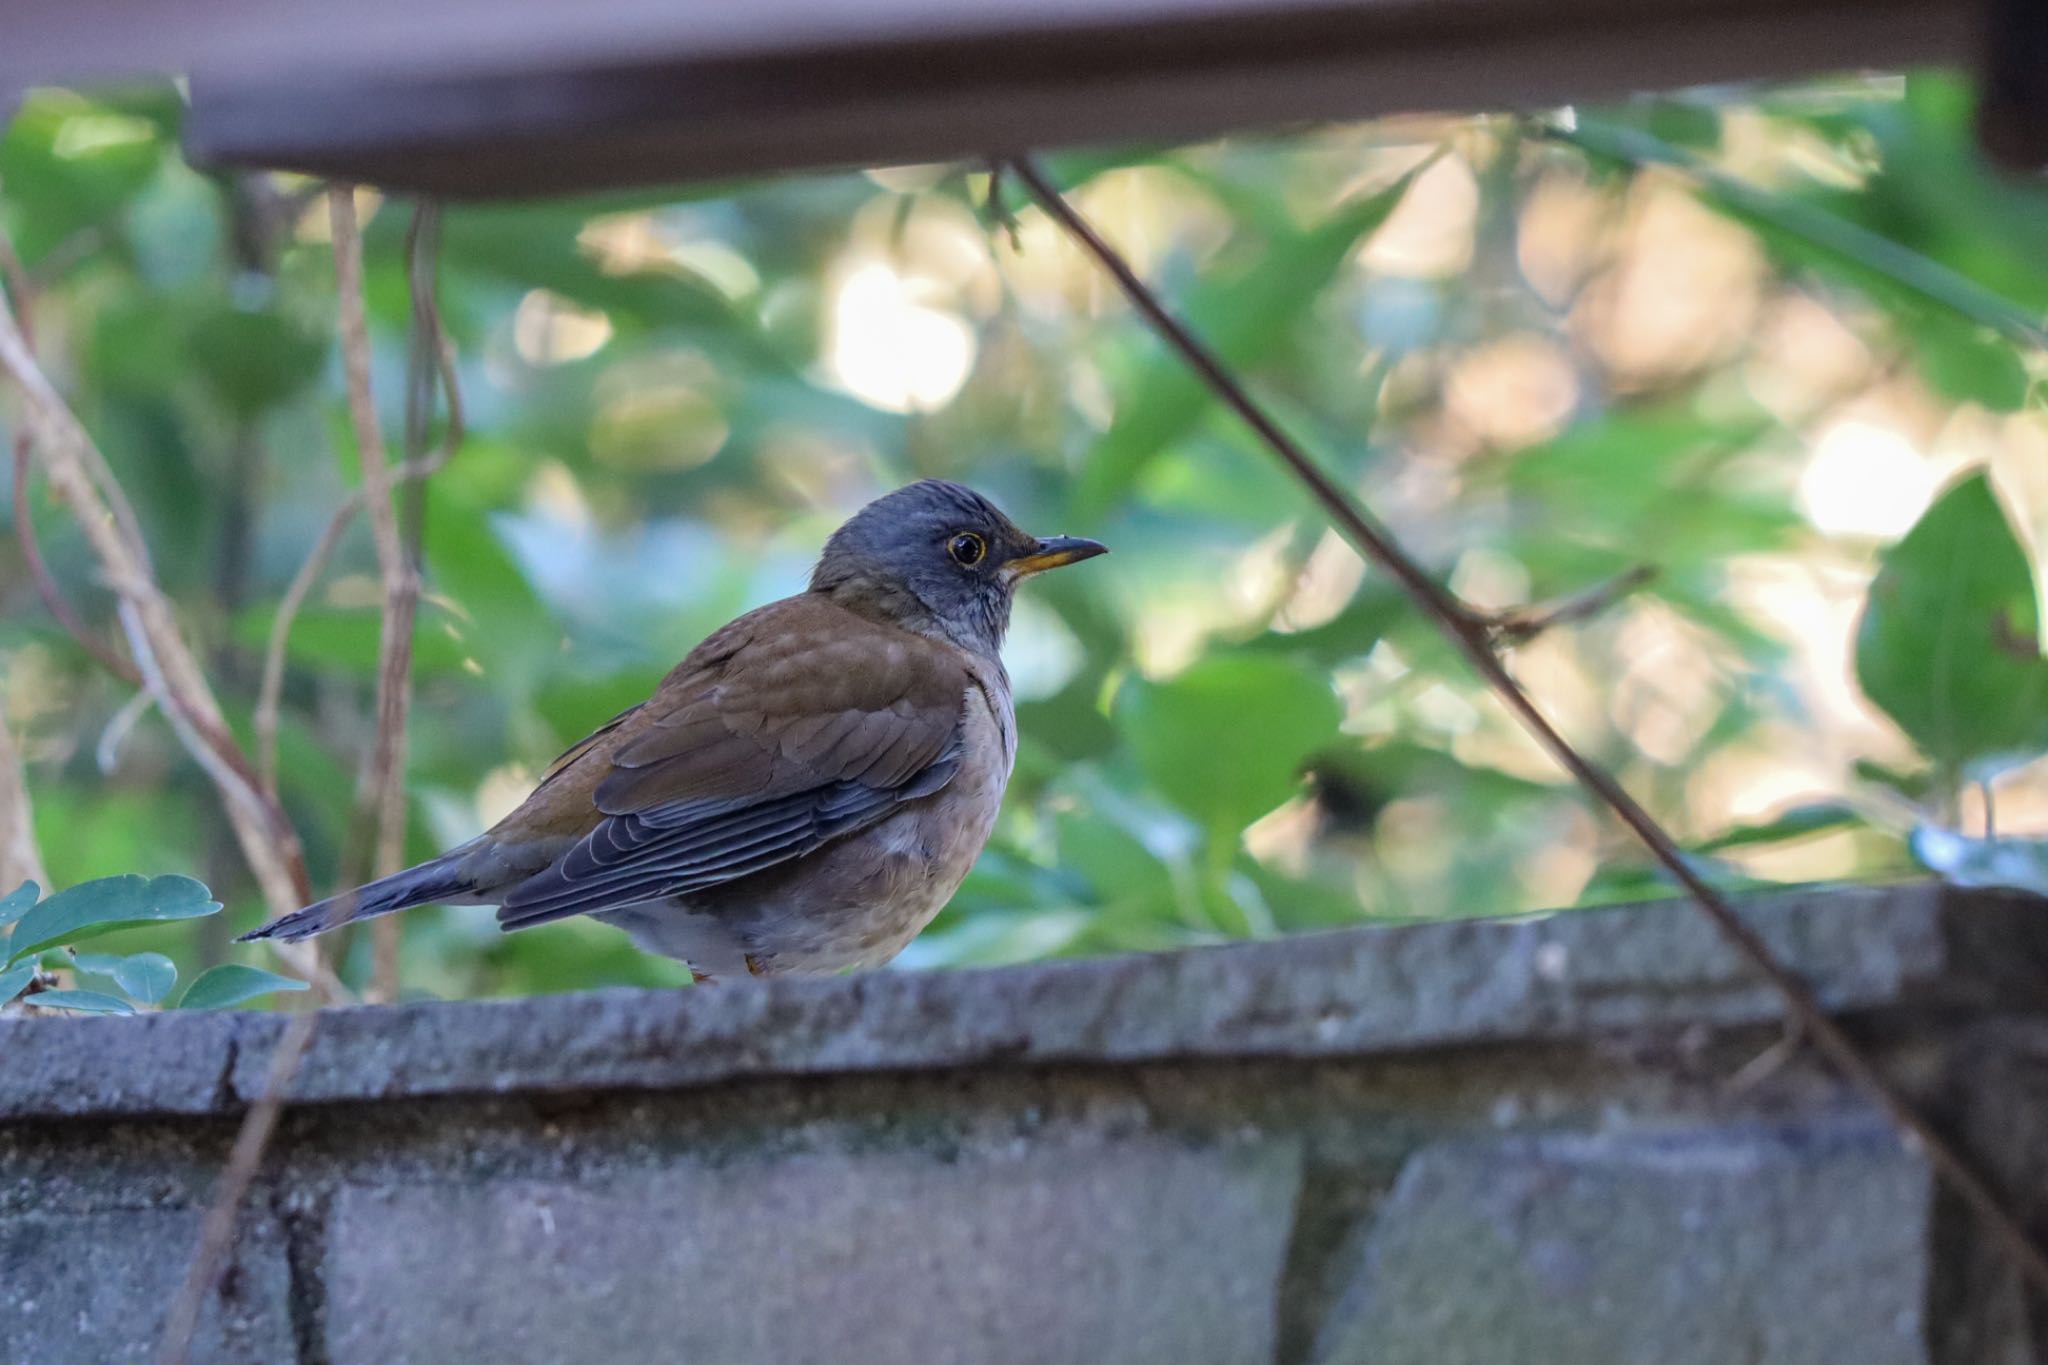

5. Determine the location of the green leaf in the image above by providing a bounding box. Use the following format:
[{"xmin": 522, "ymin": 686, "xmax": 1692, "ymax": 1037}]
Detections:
[
  {"xmin": 1853, "ymin": 757, "xmax": 1939, "ymax": 802},
  {"xmin": 1575, "ymin": 864, "xmax": 1681, "ymax": 908},
  {"xmin": 425, "ymin": 498, "xmax": 547, "ymax": 633},
  {"xmin": 1076, "ymin": 160, "xmax": 1430, "ymax": 514},
  {"xmin": 1693, "ymin": 802, "xmax": 1864, "ymax": 855},
  {"xmin": 22, "ymin": 988, "xmax": 136, "ymax": 1016},
  {"xmin": 1120, "ymin": 653, "xmax": 1343, "ymax": 838},
  {"xmin": 83, "ymin": 291, "xmax": 189, "ymax": 397},
  {"xmin": 901, "ymin": 908, "xmax": 1093, "ymax": 969},
  {"xmin": 1643, "ymin": 99, "xmax": 1723, "ymax": 150},
  {"xmin": 437, "ymin": 204, "xmax": 737, "ymax": 333},
  {"xmin": 1014, "ymin": 683, "xmax": 1118, "ymax": 764},
  {"xmin": 1913, "ymin": 311, "xmax": 2028, "ymax": 412},
  {"xmin": 0, "ymin": 960, "xmax": 36, "ymax": 1005},
  {"xmin": 176, "ymin": 964, "xmax": 312, "ymax": 1011},
  {"xmin": 1853, "ymin": 470, "xmax": 2048, "ymax": 779},
  {"xmin": 6, "ymin": 875, "xmax": 221, "ymax": 965},
  {"xmin": 0, "ymin": 880, "xmax": 39, "ymax": 929},
  {"xmin": 0, "ymin": 92, "xmax": 164, "ymax": 261},
  {"xmin": 233, "ymin": 605, "xmax": 474, "ymax": 676},
  {"xmin": 1496, "ymin": 401, "xmax": 1776, "ymax": 531},
  {"xmin": 1242, "ymin": 587, "xmax": 1405, "ymax": 667},
  {"xmin": 1055, "ymin": 805, "xmax": 1173, "ymax": 904},
  {"xmin": 188, "ymin": 305, "xmax": 330, "ymax": 416},
  {"xmin": 70, "ymin": 950, "xmax": 178, "ymax": 1005}
]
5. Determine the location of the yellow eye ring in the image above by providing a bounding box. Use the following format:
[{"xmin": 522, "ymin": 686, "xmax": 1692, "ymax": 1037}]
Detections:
[{"xmin": 947, "ymin": 532, "xmax": 987, "ymax": 567}]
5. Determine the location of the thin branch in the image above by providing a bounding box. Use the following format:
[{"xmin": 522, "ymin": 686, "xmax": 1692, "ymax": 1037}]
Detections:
[
  {"xmin": 399, "ymin": 204, "xmax": 443, "ymax": 554},
  {"xmin": 0, "ymin": 225, "xmax": 344, "ymax": 1001},
  {"xmin": 329, "ymin": 188, "xmax": 407, "ymax": 589},
  {"xmin": 0, "ymin": 226, "xmax": 28, "ymax": 312},
  {"xmin": 253, "ymin": 460, "xmax": 458, "ymax": 799},
  {"xmin": 1487, "ymin": 564, "xmax": 1658, "ymax": 646},
  {"xmin": 253, "ymin": 424, "xmax": 466, "ymax": 796},
  {"xmin": 155, "ymin": 1010, "xmax": 316, "ymax": 1365},
  {"xmin": 95, "ymin": 686, "xmax": 156, "ymax": 775},
  {"xmin": 2, "ymin": 225, "xmax": 159, "ymax": 580},
  {"xmin": 0, "ymin": 288, "xmax": 296, "ymax": 889},
  {"xmin": 2, "ymin": 225, "xmax": 267, "ymax": 813},
  {"xmin": 254, "ymin": 494, "xmax": 359, "ymax": 796},
  {"xmin": 119, "ymin": 604, "xmax": 346, "ymax": 1002},
  {"xmin": 1007, "ymin": 153, "xmax": 2048, "ymax": 1298},
  {"xmin": 3, "ymin": 254, "xmax": 144, "ymax": 686},
  {"xmin": 13, "ymin": 426, "xmax": 144, "ymax": 684},
  {"xmin": 329, "ymin": 190, "xmax": 453, "ymax": 1003},
  {"xmin": 0, "ymin": 699, "xmax": 47, "ymax": 894}
]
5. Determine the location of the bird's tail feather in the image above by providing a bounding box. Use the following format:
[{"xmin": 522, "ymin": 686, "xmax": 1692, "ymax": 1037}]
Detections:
[{"xmin": 238, "ymin": 855, "xmax": 471, "ymax": 943}]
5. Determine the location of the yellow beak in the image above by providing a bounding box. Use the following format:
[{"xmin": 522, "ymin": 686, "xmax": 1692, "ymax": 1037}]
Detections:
[{"xmin": 1007, "ymin": 535, "xmax": 1109, "ymax": 577}]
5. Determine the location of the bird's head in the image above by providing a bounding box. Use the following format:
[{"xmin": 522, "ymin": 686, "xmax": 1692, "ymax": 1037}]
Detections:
[{"xmin": 810, "ymin": 480, "xmax": 1107, "ymax": 655}]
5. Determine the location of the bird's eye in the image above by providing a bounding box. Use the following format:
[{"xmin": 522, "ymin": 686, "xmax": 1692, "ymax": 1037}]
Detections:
[{"xmin": 947, "ymin": 532, "xmax": 987, "ymax": 567}]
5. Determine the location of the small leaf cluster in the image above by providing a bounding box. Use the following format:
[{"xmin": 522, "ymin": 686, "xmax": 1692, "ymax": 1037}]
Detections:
[{"xmin": 0, "ymin": 877, "xmax": 306, "ymax": 1014}]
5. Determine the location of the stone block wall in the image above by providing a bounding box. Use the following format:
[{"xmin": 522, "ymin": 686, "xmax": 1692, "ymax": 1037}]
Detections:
[{"xmin": 5, "ymin": 883, "xmax": 2048, "ymax": 1363}]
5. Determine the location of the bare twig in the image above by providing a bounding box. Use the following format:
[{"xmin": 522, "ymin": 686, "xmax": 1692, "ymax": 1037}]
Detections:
[
  {"xmin": 400, "ymin": 204, "xmax": 446, "ymax": 553},
  {"xmin": 118, "ymin": 606, "xmax": 348, "ymax": 1003},
  {"xmin": 254, "ymin": 494, "xmax": 361, "ymax": 796},
  {"xmin": 0, "ymin": 225, "xmax": 344, "ymax": 1001},
  {"xmin": 1007, "ymin": 153, "xmax": 2048, "ymax": 1297},
  {"xmin": 0, "ymin": 227, "xmax": 28, "ymax": 311},
  {"xmin": 328, "ymin": 190, "xmax": 408, "ymax": 604},
  {"xmin": 155, "ymin": 1010, "xmax": 316, "ymax": 1365},
  {"xmin": 0, "ymin": 700, "xmax": 47, "ymax": 893},
  {"xmin": 3, "ymin": 220, "xmax": 150, "ymax": 575},
  {"xmin": 1487, "ymin": 564, "xmax": 1658, "ymax": 646},
  {"xmin": 979, "ymin": 158, "xmax": 1026, "ymax": 251},
  {"xmin": 95, "ymin": 686, "xmax": 156, "ymax": 775},
  {"xmin": 253, "ymin": 458, "xmax": 458, "ymax": 797},
  {"xmin": 253, "ymin": 418, "xmax": 465, "ymax": 797},
  {"xmin": 328, "ymin": 191, "xmax": 459, "ymax": 1002},
  {"xmin": 330, "ymin": 186, "xmax": 414, "ymax": 1002},
  {"xmin": 3, "ymin": 255, "xmax": 145, "ymax": 686},
  {"xmin": 0, "ymin": 288, "xmax": 297, "ymax": 892},
  {"xmin": 12, "ymin": 427, "xmax": 145, "ymax": 684}
]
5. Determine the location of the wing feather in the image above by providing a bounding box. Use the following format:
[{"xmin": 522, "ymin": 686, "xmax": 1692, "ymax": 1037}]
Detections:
[{"xmin": 494, "ymin": 596, "xmax": 971, "ymax": 931}]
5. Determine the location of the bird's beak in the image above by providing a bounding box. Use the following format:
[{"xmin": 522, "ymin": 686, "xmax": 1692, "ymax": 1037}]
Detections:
[{"xmin": 1007, "ymin": 535, "xmax": 1109, "ymax": 578}]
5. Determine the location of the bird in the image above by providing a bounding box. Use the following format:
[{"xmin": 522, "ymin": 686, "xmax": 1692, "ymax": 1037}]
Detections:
[{"xmin": 241, "ymin": 480, "xmax": 1106, "ymax": 981}]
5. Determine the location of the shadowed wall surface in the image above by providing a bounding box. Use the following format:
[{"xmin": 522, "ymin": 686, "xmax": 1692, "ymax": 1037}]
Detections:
[{"xmin": 5, "ymin": 883, "xmax": 2048, "ymax": 1363}]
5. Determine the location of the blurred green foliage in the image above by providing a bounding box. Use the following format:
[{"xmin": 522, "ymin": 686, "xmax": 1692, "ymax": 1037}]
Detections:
[{"xmin": 4, "ymin": 70, "xmax": 2048, "ymax": 1004}]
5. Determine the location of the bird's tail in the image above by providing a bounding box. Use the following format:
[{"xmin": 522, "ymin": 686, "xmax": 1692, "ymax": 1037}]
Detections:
[{"xmin": 238, "ymin": 854, "xmax": 472, "ymax": 944}]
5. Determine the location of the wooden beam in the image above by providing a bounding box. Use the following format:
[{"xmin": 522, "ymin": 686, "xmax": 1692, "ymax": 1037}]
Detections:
[{"xmin": 9, "ymin": 0, "xmax": 1974, "ymax": 197}]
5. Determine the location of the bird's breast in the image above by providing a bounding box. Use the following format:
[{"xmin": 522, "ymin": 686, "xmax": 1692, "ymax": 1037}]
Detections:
[
  {"xmin": 942, "ymin": 672, "xmax": 1015, "ymax": 858},
  {"xmin": 830, "ymin": 675, "xmax": 1012, "ymax": 958}
]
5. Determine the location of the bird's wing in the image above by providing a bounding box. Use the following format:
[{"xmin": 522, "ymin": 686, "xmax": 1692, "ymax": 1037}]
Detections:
[
  {"xmin": 495, "ymin": 596, "xmax": 969, "ymax": 929},
  {"xmin": 537, "ymin": 702, "xmax": 644, "ymax": 784}
]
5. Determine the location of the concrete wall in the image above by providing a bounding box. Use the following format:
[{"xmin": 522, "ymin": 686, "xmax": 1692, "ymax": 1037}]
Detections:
[{"xmin": 5, "ymin": 883, "xmax": 2048, "ymax": 1364}]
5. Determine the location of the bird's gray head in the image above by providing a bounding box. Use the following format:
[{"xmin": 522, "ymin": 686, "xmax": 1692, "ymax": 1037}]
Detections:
[{"xmin": 810, "ymin": 480, "xmax": 1106, "ymax": 656}]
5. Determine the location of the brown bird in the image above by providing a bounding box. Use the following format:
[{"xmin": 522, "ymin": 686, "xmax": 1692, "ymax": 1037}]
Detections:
[{"xmin": 242, "ymin": 481, "xmax": 1105, "ymax": 980}]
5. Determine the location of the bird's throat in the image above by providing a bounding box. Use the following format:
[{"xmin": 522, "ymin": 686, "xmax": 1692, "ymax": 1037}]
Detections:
[{"xmin": 816, "ymin": 575, "xmax": 1009, "ymax": 658}]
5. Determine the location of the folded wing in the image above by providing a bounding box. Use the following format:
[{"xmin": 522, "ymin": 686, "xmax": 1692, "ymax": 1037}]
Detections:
[{"xmin": 497, "ymin": 597, "xmax": 968, "ymax": 930}]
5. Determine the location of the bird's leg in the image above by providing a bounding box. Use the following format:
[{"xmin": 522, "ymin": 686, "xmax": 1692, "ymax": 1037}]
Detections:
[{"xmin": 745, "ymin": 953, "xmax": 767, "ymax": 977}]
